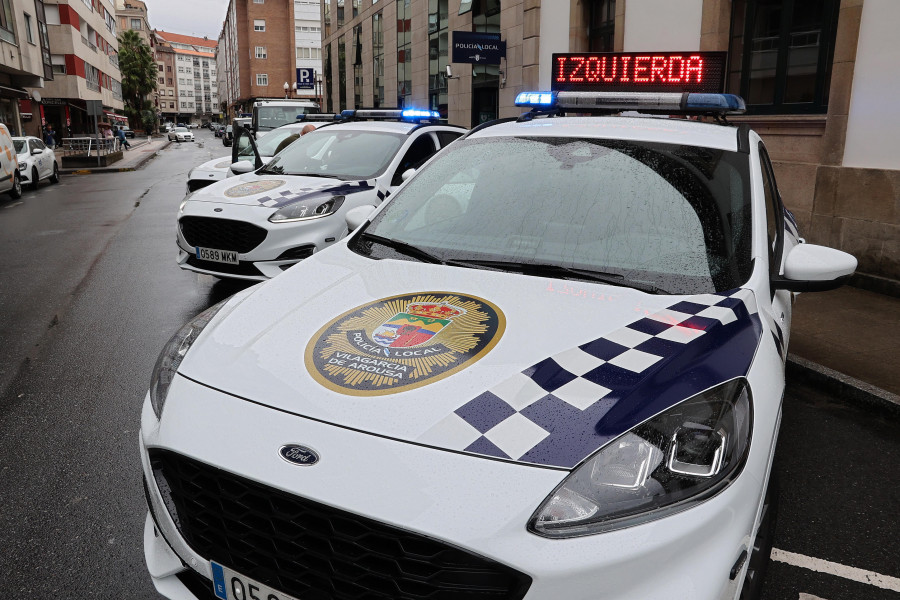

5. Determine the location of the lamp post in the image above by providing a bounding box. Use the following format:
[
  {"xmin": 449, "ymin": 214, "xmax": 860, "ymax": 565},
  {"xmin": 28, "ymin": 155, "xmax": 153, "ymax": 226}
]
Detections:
[
  {"xmin": 284, "ymin": 81, "xmax": 290, "ymax": 99},
  {"xmin": 315, "ymin": 75, "xmax": 323, "ymax": 110}
]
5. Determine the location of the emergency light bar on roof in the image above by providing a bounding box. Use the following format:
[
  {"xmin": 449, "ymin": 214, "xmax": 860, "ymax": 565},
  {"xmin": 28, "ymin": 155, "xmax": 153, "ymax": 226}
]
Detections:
[
  {"xmin": 296, "ymin": 113, "xmax": 341, "ymax": 121},
  {"xmin": 552, "ymin": 52, "xmax": 727, "ymax": 94},
  {"xmin": 339, "ymin": 108, "xmax": 442, "ymax": 122},
  {"xmin": 514, "ymin": 91, "xmax": 746, "ymax": 116}
]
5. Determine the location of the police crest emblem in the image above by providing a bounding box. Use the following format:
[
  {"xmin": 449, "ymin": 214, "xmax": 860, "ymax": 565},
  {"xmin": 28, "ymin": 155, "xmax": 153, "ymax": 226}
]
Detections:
[{"xmin": 306, "ymin": 292, "xmax": 504, "ymax": 396}]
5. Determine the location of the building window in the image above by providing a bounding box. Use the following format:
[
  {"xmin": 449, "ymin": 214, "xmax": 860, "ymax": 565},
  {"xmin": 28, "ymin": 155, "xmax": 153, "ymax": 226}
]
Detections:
[
  {"xmin": 24, "ymin": 13, "xmax": 34, "ymax": 44},
  {"xmin": 254, "ymin": 0, "xmax": 264, "ymax": 3},
  {"xmin": 373, "ymin": 11, "xmax": 384, "ymax": 108},
  {"xmin": 397, "ymin": 0, "xmax": 412, "ymax": 108},
  {"xmin": 168, "ymin": 89, "xmax": 173, "ymax": 95},
  {"xmin": 352, "ymin": 0, "xmax": 360, "ymax": 18},
  {"xmin": 471, "ymin": 0, "xmax": 500, "ymax": 126},
  {"xmin": 428, "ymin": 0, "xmax": 448, "ymax": 119},
  {"xmin": 0, "ymin": 0, "xmax": 17, "ymax": 44},
  {"xmin": 353, "ymin": 26, "xmax": 362, "ymax": 109},
  {"xmin": 51, "ymin": 54, "xmax": 67, "ymax": 74},
  {"xmin": 158, "ymin": 64, "xmax": 164, "ymax": 71},
  {"xmin": 130, "ymin": 17, "xmax": 141, "ymax": 30},
  {"xmin": 257, "ymin": 73, "xmax": 268, "ymax": 86},
  {"xmin": 337, "ymin": 0, "xmax": 344, "ymax": 27},
  {"xmin": 158, "ymin": 77, "xmax": 164, "ymax": 84},
  {"xmin": 255, "ymin": 46, "xmax": 267, "ymax": 58},
  {"xmin": 168, "ymin": 78, "xmax": 173, "ymax": 85},
  {"xmin": 338, "ymin": 35, "xmax": 347, "ymax": 110},
  {"xmin": 728, "ymin": 0, "xmax": 839, "ymax": 114},
  {"xmin": 589, "ymin": 0, "xmax": 615, "ymax": 51},
  {"xmin": 324, "ymin": 42, "xmax": 332, "ymax": 112},
  {"xmin": 254, "ymin": 19, "xmax": 266, "ymax": 31}
]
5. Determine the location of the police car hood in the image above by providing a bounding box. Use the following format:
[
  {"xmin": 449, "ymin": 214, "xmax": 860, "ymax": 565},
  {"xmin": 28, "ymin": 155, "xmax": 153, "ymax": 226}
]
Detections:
[
  {"xmin": 186, "ymin": 172, "xmax": 371, "ymax": 207},
  {"xmin": 190, "ymin": 154, "xmax": 234, "ymax": 176},
  {"xmin": 180, "ymin": 247, "xmax": 763, "ymax": 469}
]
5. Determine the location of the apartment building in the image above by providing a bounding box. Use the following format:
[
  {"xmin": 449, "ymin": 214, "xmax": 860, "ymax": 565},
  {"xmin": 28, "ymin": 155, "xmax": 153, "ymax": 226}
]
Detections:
[
  {"xmin": 1, "ymin": 0, "xmax": 53, "ymax": 136},
  {"xmin": 217, "ymin": 0, "xmax": 297, "ymax": 119},
  {"xmin": 153, "ymin": 35, "xmax": 178, "ymax": 124},
  {"xmin": 323, "ymin": 0, "xmax": 900, "ymax": 286},
  {"xmin": 295, "ymin": 0, "xmax": 323, "ymax": 102},
  {"xmin": 154, "ymin": 31, "xmax": 218, "ymax": 124},
  {"xmin": 37, "ymin": 0, "xmax": 124, "ymax": 136},
  {"xmin": 115, "ymin": 0, "xmax": 150, "ymax": 44}
]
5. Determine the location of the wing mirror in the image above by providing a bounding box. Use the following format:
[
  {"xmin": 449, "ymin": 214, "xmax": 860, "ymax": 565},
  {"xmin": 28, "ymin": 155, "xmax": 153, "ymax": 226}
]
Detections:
[
  {"xmin": 229, "ymin": 160, "xmax": 256, "ymax": 175},
  {"xmin": 345, "ymin": 205, "xmax": 377, "ymax": 231},
  {"xmin": 401, "ymin": 168, "xmax": 416, "ymax": 182},
  {"xmin": 771, "ymin": 243, "xmax": 857, "ymax": 292}
]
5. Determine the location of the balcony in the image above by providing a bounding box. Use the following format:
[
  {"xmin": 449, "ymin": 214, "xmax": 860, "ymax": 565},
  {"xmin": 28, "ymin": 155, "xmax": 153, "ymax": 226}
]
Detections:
[{"xmin": 86, "ymin": 80, "xmax": 100, "ymax": 92}]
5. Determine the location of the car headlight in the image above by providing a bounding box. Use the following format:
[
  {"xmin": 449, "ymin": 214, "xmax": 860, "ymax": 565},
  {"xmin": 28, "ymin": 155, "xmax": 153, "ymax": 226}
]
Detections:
[
  {"xmin": 269, "ymin": 195, "xmax": 345, "ymax": 223},
  {"xmin": 149, "ymin": 300, "xmax": 229, "ymax": 419},
  {"xmin": 18, "ymin": 161, "xmax": 26, "ymax": 171},
  {"xmin": 530, "ymin": 379, "xmax": 752, "ymax": 538}
]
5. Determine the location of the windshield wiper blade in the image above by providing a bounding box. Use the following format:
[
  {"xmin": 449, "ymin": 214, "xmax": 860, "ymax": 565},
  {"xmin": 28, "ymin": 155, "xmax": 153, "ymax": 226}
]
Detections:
[
  {"xmin": 358, "ymin": 233, "xmax": 446, "ymax": 264},
  {"xmin": 446, "ymin": 259, "xmax": 666, "ymax": 294}
]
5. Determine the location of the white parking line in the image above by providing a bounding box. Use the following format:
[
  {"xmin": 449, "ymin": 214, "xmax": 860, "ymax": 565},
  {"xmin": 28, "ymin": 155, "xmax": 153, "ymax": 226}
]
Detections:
[
  {"xmin": 772, "ymin": 548, "xmax": 900, "ymax": 592},
  {"xmin": 798, "ymin": 594, "xmax": 828, "ymax": 600}
]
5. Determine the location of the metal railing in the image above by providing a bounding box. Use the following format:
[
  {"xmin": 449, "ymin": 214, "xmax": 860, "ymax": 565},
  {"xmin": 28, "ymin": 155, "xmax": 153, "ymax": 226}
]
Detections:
[{"xmin": 58, "ymin": 137, "xmax": 123, "ymax": 157}]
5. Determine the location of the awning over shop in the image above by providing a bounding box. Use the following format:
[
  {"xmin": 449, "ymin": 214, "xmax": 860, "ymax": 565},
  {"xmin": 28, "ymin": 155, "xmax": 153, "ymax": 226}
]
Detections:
[{"xmin": 0, "ymin": 85, "xmax": 28, "ymax": 98}]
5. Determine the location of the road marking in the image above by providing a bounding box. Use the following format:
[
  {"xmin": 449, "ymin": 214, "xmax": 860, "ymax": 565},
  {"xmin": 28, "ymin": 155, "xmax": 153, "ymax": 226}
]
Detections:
[
  {"xmin": 799, "ymin": 594, "xmax": 829, "ymax": 600},
  {"xmin": 772, "ymin": 548, "xmax": 900, "ymax": 592}
]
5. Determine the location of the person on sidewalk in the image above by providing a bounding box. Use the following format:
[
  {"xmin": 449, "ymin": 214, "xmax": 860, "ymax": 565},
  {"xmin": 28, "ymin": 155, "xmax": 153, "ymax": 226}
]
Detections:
[
  {"xmin": 116, "ymin": 126, "xmax": 131, "ymax": 150},
  {"xmin": 43, "ymin": 125, "xmax": 56, "ymax": 149}
]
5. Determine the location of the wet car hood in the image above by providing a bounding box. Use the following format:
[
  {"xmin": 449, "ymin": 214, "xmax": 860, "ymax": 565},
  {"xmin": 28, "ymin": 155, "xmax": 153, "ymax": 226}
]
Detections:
[
  {"xmin": 185, "ymin": 172, "xmax": 376, "ymax": 207},
  {"xmin": 179, "ymin": 246, "xmax": 763, "ymax": 468}
]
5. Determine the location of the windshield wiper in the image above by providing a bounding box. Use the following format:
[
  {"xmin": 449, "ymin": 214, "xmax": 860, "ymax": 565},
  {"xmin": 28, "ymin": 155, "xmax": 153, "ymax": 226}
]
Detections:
[
  {"xmin": 358, "ymin": 233, "xmax": 446, "ymax": 264},
  {"xmin": 446, "ymin": 259, "xmax": 666, "ymax": 294}
]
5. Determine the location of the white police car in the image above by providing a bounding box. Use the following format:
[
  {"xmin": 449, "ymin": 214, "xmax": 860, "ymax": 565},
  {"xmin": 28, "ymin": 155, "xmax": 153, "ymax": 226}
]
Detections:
[
  {"xmin": 176, "ymin": 109, "xmax": 465, "ymax": 280},
  {"xmin": 13, "ymin": 136, "xmax": 59, "ymax": 190},
  {"xmin": 186, "ymin": 117, "xmax": 335, "ymax": 193},
  {"xmin": 142, "ymin": 83, "xmax": 857, "ymax": 599}
]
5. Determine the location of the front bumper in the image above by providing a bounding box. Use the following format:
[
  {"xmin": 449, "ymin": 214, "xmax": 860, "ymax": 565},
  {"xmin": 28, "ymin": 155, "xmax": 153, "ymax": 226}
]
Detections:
[
  {"xmin": 175, "ymin": 203, "xmax": 346, "ymax": 280},
  {"xmin": 141, "ymin": 374, "xmax": 776, "ymax": 600}
]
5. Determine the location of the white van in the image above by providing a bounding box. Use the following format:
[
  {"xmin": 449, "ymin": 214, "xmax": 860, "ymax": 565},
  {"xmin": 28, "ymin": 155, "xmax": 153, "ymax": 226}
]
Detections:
[{"xmin": 0, "ymin": 123, "xmax": 23, "ymax": 199}]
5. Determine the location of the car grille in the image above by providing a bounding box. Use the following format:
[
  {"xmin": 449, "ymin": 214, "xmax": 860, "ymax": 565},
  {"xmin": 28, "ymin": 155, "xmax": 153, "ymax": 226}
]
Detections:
[
  {"xmin": 149, "ymin": 450, "xmax": 532, "ymax": 600},
  {"xmin": 179, "ymin": 216, "xmax": 267, "ymax": 253},
  {"xmin": 185, "ymin": 255, "xmax": 264, "ymax": 277},
  {"xmin": 187, "ymin": 179, "xmax": 218, "ymax": 192}
]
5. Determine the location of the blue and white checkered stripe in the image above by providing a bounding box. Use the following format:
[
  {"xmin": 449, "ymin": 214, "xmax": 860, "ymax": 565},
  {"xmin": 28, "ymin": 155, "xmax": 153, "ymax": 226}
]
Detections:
[
  {"xmin": 255, "ymin": 179, "xmax": 375, "ymax": 209},
  {"xmin": 784, "ymin": 207, "xmax": 800, "ymax": 239},
  {"xmin": 419, "ymin": 288, "xmax": 761, "ymax": 469}
]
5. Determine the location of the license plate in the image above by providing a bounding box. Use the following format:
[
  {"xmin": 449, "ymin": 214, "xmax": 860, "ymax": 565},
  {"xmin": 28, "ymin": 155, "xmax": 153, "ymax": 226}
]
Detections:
[
  {"xmin": 196, "ymin": 247, "xmax": 239, "ymax": 265},
  {"xmin": 211, "ymin": 562, "xmax": 301, "ymax": 600}
]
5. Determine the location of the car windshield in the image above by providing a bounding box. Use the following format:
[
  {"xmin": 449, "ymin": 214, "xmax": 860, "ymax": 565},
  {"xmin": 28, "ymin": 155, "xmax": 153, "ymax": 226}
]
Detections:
[
  {"xmin": 351, "ymin": 136, "xmax": 753, "ymax": 295},
  {"xmin": 256, "ymin": 106, "xmax": 316, "ymax": 131},
  {"xmin": 259, "ymin": 129, "xmax": 405, "ymax": 179},
  {"xmin": 174, "ymin": 127, "xmax": 188, "ymax": 132},
  {"xmin": 13, "ymin": 139, "xmax": 25, "ymax": 153},
  {"xmin": 242, "ymin": 128, "xmax": 301, "ymax": 158}
]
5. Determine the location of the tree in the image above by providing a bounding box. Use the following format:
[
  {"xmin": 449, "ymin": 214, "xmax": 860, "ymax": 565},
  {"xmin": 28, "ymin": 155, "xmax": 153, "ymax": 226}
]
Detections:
[{"xmin": 117, "ymin": 30, "xmax": 158, "ymax": 133}]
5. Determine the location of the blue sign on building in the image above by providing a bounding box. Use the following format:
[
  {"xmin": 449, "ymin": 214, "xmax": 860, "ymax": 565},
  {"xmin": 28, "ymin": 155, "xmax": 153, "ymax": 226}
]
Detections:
[{"xmin": 296, "ymin": 68, "xmax": 316, "ymax": 89}]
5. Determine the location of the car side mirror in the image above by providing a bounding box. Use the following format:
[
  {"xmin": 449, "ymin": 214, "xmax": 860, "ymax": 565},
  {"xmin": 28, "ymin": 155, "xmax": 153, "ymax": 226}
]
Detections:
[
  {"xmin": 771, "ymin": 243, "xmax": 857, "ymax": 292},
  {"xmin": 32, "ymin": 148, "xmax": 43, "ymax": 155},
  {"xmin": 401, "ymin": 168, "xmax": 416, "ymax": 182},
  {"xmin": 230, "ymin": 160, "xmax": 256, "ymax": 175},
  {"xmin": 345, "ymin": 205, "xmax": 377, "ymax": 231}
]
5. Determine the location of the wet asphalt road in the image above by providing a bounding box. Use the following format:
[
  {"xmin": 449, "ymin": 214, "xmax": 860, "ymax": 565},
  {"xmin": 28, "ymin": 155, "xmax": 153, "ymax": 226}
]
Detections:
[{"xmin": 0, "ymin": 128, "xmax": 897, "ymax": 600}]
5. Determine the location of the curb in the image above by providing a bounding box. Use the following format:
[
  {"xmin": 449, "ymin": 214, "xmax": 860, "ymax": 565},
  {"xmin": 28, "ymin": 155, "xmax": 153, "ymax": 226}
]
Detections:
[
  {"xmin": 59, "ymin": 140, "xmax": 172, "ymax": 175},
  {"xmin": 786, "ymin": 353, "xmax": 900, "ymax": 415}
]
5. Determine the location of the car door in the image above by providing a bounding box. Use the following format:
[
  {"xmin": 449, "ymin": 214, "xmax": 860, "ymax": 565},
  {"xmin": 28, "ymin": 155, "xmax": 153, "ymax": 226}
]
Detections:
[
  {"xmin": 27, "ymin": 139, "xmax": 45, "ymax": 179},
  {"xmin": 31, "ymin": 139, "xmax": 51, "ymax": 178},
  {"xmin": 387, "ymin": 132, "xmax": 440, "ymax": 193}
]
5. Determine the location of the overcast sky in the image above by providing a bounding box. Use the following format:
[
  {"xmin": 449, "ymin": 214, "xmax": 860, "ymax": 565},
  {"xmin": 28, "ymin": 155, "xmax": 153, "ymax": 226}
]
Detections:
[{"xmin": 145, "ymin": 0, "xmax": 230, "ymax": 41}]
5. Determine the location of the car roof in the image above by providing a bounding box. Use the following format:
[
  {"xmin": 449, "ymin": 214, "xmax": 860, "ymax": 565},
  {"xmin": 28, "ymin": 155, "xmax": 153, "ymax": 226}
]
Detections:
[
  {"xmin": 468, "ymin": 115, "xmax": 740, "ymax": 152},
  {"xmin": 319, "ymin": 120, "xmax": 466, "ymax": 135}
]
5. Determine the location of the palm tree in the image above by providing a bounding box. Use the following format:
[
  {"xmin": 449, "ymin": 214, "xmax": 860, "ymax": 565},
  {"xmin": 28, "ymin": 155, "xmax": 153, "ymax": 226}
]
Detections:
[{"xmin": 118, "ymin": 30, "xmax": 158, "ymax": 133}]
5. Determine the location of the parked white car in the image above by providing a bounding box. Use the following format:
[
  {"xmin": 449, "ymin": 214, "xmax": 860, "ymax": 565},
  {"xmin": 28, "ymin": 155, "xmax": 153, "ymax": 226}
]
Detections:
[
  {"xmin": 13, "ymin": 136, "xmax": 58, "ymax": 190},
  {"xmin": 168, "ymin": 127, "xmax": 194, "ymax": 142}
]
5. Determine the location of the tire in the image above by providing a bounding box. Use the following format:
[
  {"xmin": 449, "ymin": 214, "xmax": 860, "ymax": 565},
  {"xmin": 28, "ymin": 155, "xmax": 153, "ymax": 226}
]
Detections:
[
  {"xmin": 739, "ymin": 470, "xmax": 779, "ymax": 600},
  {"xmin": 9, "ymin": 172, "xmax": 22, "ymax": 199},
  {"xmin": 31, "ymin": 167, "xmax": 40, "ymax": 191},
  {"xmin": 49, "ymin": 162, "xmax": 59, "ymax": 184}
]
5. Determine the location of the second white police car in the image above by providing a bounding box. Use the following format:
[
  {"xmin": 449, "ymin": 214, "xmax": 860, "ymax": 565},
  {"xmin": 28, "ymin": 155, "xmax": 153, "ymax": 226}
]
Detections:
[
  {"xmin": 176, "ymin": 109, "xmax": 465, "ymax": 280},
  {"xmin": 142, "ymin": 55, "xmax": 857, "ymax": 600}
]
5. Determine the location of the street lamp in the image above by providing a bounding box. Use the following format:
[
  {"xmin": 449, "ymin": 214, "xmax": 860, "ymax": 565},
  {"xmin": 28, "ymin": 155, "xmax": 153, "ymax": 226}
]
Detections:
[{"xmin": 284, "ymin": 81, "xmax": 290, "ymax": 99}]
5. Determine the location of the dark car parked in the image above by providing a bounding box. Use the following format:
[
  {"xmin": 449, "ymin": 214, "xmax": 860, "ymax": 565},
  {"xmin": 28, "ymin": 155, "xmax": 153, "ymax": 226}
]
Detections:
[{"xmin": 222, "ymin": 125, "xmax": 233, "ymax": 146}]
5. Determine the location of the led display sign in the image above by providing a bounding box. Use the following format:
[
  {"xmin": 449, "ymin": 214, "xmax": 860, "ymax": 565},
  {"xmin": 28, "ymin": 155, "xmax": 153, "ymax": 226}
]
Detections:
[{"xmin": 551, "ymin": 52, "xmax": 727, "ymax": 94}]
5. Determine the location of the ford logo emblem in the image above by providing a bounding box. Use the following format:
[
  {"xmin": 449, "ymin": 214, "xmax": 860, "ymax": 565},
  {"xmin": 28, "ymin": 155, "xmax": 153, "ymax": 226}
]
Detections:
[{"xmin": 279, "ymin": 444, "xmax": 319, "ymax": 466}]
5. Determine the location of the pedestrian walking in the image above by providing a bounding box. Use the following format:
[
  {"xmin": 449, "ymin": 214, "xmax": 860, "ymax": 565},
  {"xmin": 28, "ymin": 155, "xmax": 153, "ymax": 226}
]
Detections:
[
  {"xmin": 116, "ymin": 126, "xmax": 130, "ymax": 150},
  {"xmin": 43, "ymin": 125, "xmax": 56, "ymax": 149}
]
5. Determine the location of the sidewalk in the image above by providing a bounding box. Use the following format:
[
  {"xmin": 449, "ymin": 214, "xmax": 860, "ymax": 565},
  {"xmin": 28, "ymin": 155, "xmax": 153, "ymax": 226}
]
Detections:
[
  {"xmin": 58, "ymin": 137, "xmax": 171, "ymax": 175},
  {"xmin": 788, "ymin": 285, "xmax": 900, "ymax": 413}
]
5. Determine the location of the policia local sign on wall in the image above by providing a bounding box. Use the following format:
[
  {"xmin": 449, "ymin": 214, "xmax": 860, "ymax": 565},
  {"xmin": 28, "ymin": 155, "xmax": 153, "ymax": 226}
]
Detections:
[{"xmin": 451, "ymin": 32, "xmax": 506, "ymax": 65}]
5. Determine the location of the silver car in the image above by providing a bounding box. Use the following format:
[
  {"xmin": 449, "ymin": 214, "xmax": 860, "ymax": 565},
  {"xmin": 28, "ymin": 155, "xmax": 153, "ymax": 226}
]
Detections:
[{"xmin": 168, "ymin": 127, "xmax": 194, "ymax": 142}]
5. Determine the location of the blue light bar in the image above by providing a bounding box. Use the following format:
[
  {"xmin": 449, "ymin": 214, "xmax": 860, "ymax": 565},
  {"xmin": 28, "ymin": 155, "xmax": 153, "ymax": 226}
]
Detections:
[
  {"xmin": 340, "ymin": 109, "xmax": 356, "ymax": 119},
  {"xmin": 515, "ymin": 91, "xmax": 557, "ymax": 107},
  {"xmin": 296, "ymin": 113, "xmax": 341, "ymax": 121},
  {"xmin": 516, "ymin": 91, "xmax": 745, "ymax": 115},
  {"xmin": 401, "ymin": 108, "xmax": 441, "ymax": 121},
  {"xmin": 683, "ymin": 93, "xmax": 746, "ymax": 112}
]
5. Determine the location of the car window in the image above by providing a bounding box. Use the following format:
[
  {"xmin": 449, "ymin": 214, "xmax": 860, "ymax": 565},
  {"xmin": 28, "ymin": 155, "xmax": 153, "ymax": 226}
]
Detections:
[
  {"xmin": 32, "ymin": 139, "xmax": 46, "ymax": 151},
  {"xmin": 252, "ymin": 128, "xmax": 302, "ymax": 157},
  {"xmin": 390, "ymin": 134, "xmax": 438, "ymax": 186},
  {"xmin": 13, "ymin": 139, "xmax": 25, "ymax": 154},
  {"xmin": 758, "ymin": 143, "xmax": 784, "ymax": 277},
  {"xmin": 437, "ymin": 131, "xmax": 463, "ymax": 148},
  {"xmin": 261, "ymin": 129, "xmax": 405, "ymax": 179},
  {"xmin": 360, "ymin": 136, "xmax": 753, "ymax": 295}
]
